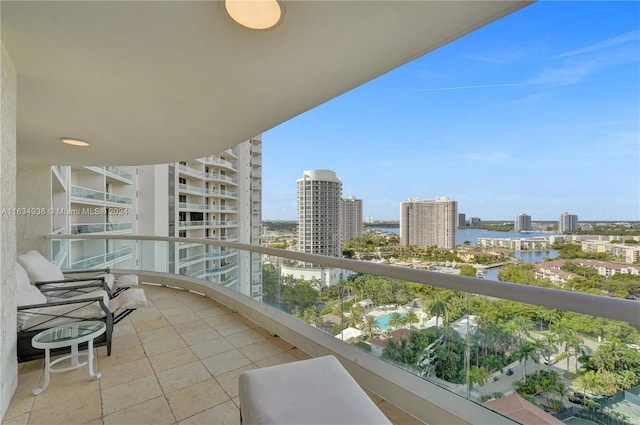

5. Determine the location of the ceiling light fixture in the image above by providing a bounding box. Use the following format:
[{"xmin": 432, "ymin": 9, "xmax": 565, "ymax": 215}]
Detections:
[
  {"xmin": 60, "ymin": 137, "xmax": 90, "ymax": 147},
  {"xmin": 225, "ymin": 0, "xmax": 284, "ymax": 30}
]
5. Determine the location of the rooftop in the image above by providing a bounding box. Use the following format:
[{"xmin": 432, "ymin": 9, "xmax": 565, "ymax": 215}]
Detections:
[{"xmin": 4, "ymin": 284, "xmax": 424, "ymax": 425}]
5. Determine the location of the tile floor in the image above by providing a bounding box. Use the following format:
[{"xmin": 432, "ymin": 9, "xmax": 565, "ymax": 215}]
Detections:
[{"xmin": 4, "ymin": 284, "xmax": 426, "ymax": 425}]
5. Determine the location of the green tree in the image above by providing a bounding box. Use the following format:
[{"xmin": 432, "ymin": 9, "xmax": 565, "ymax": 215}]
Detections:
[
  {"xmin": 512, "ymin": 341, "xmax": 538, "ymax": 382},
  {"xmin": 404, "ymin": 310, "xmax": 420, "ymax": 330},
  {"xmin": 428, "ymin": 293, "xmax": 451, "ymax": 328},
  {"xmin": 467, "ymin": 365, "xmax": 489, "ymax": 395},
  {"xmin": 362, "ymin": 315, "xmax": 380, "ymax": 341},
  {"xmin": 387, "ymin": 312, "xmax": 406, "ymax": 330}
]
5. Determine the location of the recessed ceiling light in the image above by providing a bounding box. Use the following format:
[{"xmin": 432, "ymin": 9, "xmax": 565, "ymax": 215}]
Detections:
[
  {"xmin": 225, "ymin": 0, "xmax": 284, "ymax": 30},
  {"xmin": 60, "ymin": 138, "xmax": 90, "ymax": 147}
]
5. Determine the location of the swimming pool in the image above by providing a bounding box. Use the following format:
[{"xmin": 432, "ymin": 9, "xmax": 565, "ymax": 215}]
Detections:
[{"xmin": 374, "ymin": 312, "xmax": 405, "ymax": 330}]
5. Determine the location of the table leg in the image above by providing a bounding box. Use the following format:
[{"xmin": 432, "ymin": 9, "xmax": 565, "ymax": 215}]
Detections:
[
  {"xmin": 33, "ymin": 349, "xmax": 50, "ymax": 395},
  {"xmin": 87, "ymin": 338, "xmax": 101, "ymax": 380},
  {"xmin": 71, "ymin": 342, "xmax": 79, "ymax": 367}
]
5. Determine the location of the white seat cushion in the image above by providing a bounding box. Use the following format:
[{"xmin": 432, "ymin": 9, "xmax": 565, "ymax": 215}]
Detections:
[
  {"xmin": 17, "ymin": 250, "xmax": 65, "ymax": 283},
  {"xmin": 238, "ymin": 355, "xmax": 392, "ymax": 425},
  {"xmin": 116, "ymin": 274, "xmax": 138, "ymax": 288}
]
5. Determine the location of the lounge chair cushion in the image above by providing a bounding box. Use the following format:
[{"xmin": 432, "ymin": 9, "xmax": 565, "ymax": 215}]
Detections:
[
  {"xmin": 17, "ymin": 250, "xmax": 65, "ymax": 283},
  {"xmin": 116, "ymin": 274, "xmax": 138, "ymax": 288},
  {"xmin": 15, "ymin": 262, "xmax": 32, "ymax": 287},
  {"xmin": 18, "ymin": 290, "xmax": 110, "ymax": 332},
  {"xmin": 15, "ymin": 279, "xmax": 47, "ymax": 329},
  {"xmin": 238, "ymin": 355, "xmax": 392, "ymax": 425}
]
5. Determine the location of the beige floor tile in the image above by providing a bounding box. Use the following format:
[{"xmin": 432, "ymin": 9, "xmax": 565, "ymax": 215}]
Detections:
[
  {"xmin": 202, "ymin": 313, "xmax": 237, "ymax": 326},
  {"xmin": 99, "ymin": 357, "xmax": 154, "ymax": 389},
  {"xmin": 190, "ymin": 338, "xmax": 234, "ymax": 360},
  {"xmin": 238, "ymin": 340, "xmax": 284, "ymax": 363},
  {"xmin": 148, "ymin": 347, "xmax": 199, "ymax": 373},
  {"xmin": 129, "ymin": 309, "xmax": 164, "ymax": 324},
  {"xmin": 180, "ymin": 328, "xmax": 223, "ymax": 346},
  {"xmin": 3, "ymin": 388, "xmax": 35, "ymax": 421},
  {"xmin": 157, "ymin": 361, "xmax": 211, "ymax": 394},
  {"xmin": 103, "ymin": 396, "xmax": 175, "ymax": 425},
  {"xmin": 101, "ymin": 374, "xmax": 162, "ymax": 416},
  {"xmin": 269, "ymin": 336, "xmax": 296, "ymax": 351},
  {"xmin": 178, "ymin": 399, "xmax": 240, "ymax": 425},
  {"xmin": 133, "ymin": 317, "xmax": 171, "ymax": 332},
  {"xmin": 112, "ymin": 322, "xmax": 136, "ymax": 337},
  {"xmin": 195, "ymin": 305, "xmax": 228, "ymax": 319},
  {"xmin": 141, "ymin": 334, "xmax": 188, "ymax": 356},
  {"xmin": 167, "ymin": 378, "xmax": 230, "ymax": 421},
  {"xmin": 28, "ymin": 390, "xmax": 101, "ymax": 425},
  {"xmin": 184, "ymin": 299, "xmax": 219, "ymax": 313},
  {"xmin": 225, "ymin": 329, "xmax": 265, "ymax": 348},
  {"xmin": 201, "ymin": 350, "xmax": 252, "ymax": 377},
  {"xmin": 289, "ymin": 347, "xmax": 313, "ymax": 360},
  {"xmin": 97, "ymin": 344, "xmax": 146, "ymax": 370},
  {"xmin": 137, "ymin": 325, "xmax": 180, "ymax": 343},
  {"xmin": 214, "ymin": 364, "xmax": 257, "ymax": 399},
  {"xmin": 166, "ymin": 312, "xmax": 202, "ymax": 326},
  {"xmin": 172, "ymin": 319, "xmax": 210, "ymax": 335},
  {"xmin": 254, "ymin": 351, "xmax": 298, "ymax": 368},
  {"xmin": 215, "ymin": 321, "xmax": 252, "ymax": 337},
  {"xmin": 31, "ymin": 373, "xmax": 100, "ymax": 411},
  {"xmin": 1, "ymin": 412, "xmax": 29, "ymax": 425}
]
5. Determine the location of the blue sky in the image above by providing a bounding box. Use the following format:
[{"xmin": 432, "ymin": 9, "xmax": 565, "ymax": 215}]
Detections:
[{"xmin": 262, "ymin": 1, "xmax": 640, "ymax": 221}]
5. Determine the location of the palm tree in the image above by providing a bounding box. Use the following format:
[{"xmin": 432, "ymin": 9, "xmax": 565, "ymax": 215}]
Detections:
[
  {"xmin": 387, "ymin": 312, "xmax": 406, "ymax": 329},
  {"xmin": 428, "ymin": 293, "xmax": 451, "ymax": 328},
  {"xmin": 512, "ymin": 341, "xmax": 538, "ymax": 382},
  {"xmin": 362, "ymin": 315, "xmax": 380, "ymax": 341},
  {"xmin": 467, "ymin": 365, "xmax": 489, "ymax": 395},
  {"xmin": 561, "ymin": 331, "xmax": 582, "ymax": 374},
  {"xmin": 543, "ymin": 333, "xmax": 559, "ymax": 372},
  {"xmin": 403, "ymin": 310, "xmax": 420, "ymax": 330}
]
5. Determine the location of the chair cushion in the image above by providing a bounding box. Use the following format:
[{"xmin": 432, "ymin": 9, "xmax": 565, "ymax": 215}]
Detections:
[
  {"xmin": 15, "ymin": 281, "xmax": 47, "ymax": 329},
  {"xmin": 18, "ymin": 290, "xmax": 109, "ymax": 332},
  {"xmin": 15, "ymin": 262, "xmax": 31, "ymax": 287},
  {"xmin": 17, "ymin": 250, "xmax": 65, "ymax": 283}
]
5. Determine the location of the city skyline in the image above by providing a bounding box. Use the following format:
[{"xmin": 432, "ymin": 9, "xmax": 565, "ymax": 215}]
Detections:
[{"xmin": 262, "ymin": 1, "xmax": 639, "ymax": 221}]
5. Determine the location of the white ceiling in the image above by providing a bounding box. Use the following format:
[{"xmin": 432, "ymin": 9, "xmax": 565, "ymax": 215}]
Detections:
[{"xmin": 1, "ymin": 1, "xmax": 531, "ymax": 166}]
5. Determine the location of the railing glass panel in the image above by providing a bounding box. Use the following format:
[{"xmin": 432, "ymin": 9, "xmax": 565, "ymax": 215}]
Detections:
[{"xmin": 48, "ymin": 235, "xmax": 640, "ymax": 425}]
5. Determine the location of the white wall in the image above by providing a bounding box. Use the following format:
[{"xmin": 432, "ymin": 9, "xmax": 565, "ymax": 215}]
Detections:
[
  {"xmin": 16, "ymin": 164, "xmax": 51, "ymax": 255},
  {"xmin": 0, "ymin": 42, "xmax": 18, "ymax": 422}
]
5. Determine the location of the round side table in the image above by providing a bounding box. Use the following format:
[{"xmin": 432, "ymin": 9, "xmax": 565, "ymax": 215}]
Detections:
[{"xmin": 31, "ymin": 320, "xmax": 106, "ymax": 395}]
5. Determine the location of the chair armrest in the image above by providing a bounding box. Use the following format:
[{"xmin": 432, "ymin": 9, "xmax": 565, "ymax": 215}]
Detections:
[
  {"xmin": 35, "ymin": 276, "xmax": 106, "ymax": 286},
  {"xmin": 62, "ymin": 267, "xmax": 110, "ymax": 275},
  {"xmin": 18, "ymin": 293, "xmax": 111, "ymax": 333}
]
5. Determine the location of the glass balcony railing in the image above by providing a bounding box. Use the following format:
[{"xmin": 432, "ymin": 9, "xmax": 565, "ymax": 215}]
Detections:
[
  {"xmin": 47, "ymin": 235, "xmax": 640, "ymax": 425},
  {"xmin": 71, "ymin": 222, "xmax": 133, "ymax": 234},
  {"xmin": 178, "ymin": 183, "xmax": 204, "ymax": 194},
  {"xmin": 69, "ymin": 245, "xmax": 133, "ymax": 269},
  {"xmin": 204, "ymin": 172, "xmax": 237, "ymax": 184},
  {"xmin": 104, "ymin": 166, "xmax": 133, "ymax": 182},
  {"xmin": 71, "ymin": 186, "xmax": 133, "ymax": 206}
]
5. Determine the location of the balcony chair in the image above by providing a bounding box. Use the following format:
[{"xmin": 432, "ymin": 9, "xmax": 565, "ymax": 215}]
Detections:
[
  {"xmin": 17, "ymin": 250, "xmax": 139, "ymax": 299},
  {"xmin": 15, "ymin": 262, "xmax": 147, "ymax": 363}
]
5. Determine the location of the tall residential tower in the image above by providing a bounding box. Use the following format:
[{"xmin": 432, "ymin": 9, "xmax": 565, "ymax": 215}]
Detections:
[
  {"xmin": 514, "ymin": 213, "xmax": 532, "ymax": 231},
  {"xmin": 559, "ymin": 212, "xmax": 578, "ymax": 233},
  {"xmin": 297, "ymin": 170, "xmax": 342, "ymax": 256},
  {"xmin": 341, "ymin": 196, "xmax": 363, "ymax": 243},
  {"xmin": 399, "ymin": 197, "xmax": 457, "ymax": 249}
]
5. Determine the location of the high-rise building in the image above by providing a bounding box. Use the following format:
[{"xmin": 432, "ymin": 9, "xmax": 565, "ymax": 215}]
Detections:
[
  {"xmin": 458, "ymin": 213, "xmax": 466, "ymax": 227},
  {"xmin": 514, "ymin": 213, "xmax": 532, "ymax": 231},
  {"xmin": 469, "ymin": 217, "xmax": 481, "ymax": 227},
  {"xmin": 51, "ymin": 137, "xmax": 263, "ymax": 299},
  {"xmin": 341, "ymin": 196, "xmax": 363, "ymax": 243},
  {"xmin": 559, "ymin": 212, "xmax": 578, "ymax": 233},
  {"xmin": 399, "ymin": 197, "xmax": 458, "ymax": 249},
  {"xmin": 297, "ymin": 170, "xmax": 342, "ymax": 256}
]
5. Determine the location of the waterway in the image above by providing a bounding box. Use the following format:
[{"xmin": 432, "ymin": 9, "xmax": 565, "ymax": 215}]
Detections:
[{"xmin": 370, "ymin": 226, "xmax": 559, "ymax": 281}]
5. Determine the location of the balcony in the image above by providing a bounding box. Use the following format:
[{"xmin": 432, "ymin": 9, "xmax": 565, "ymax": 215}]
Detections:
[
  {"xmin": 104, "ymin": 166, "xmax": 133, "ymax": 184},
  {"xmin": 71, "ymin": 222, "xmax": 133, "ymax": 234},
  {"xmin": 24, "ymin": 235, "xmax": 638, "ymax": 425},
  {"xmin": 6, "ymin": 284, "xmax": 421, "ymax": 425},
  {"xmin": 204, "ymin": 172, "xmax": 237, "ymax": 185}
]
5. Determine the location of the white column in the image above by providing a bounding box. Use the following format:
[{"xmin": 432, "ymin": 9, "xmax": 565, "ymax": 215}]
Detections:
[{"xmin": 0, "ymin": 42, "xmax": 18, "ymax": 421}]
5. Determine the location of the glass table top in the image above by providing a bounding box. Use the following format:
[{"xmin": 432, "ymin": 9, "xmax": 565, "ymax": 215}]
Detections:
[{"xmin": 33, "ymin": 321, "xmax": 106, "ymax": 344}]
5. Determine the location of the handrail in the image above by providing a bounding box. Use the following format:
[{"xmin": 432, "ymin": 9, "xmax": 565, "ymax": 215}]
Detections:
[{"xmin": 45, "ymin": 234, "xmax": 639, "ymax": 325}]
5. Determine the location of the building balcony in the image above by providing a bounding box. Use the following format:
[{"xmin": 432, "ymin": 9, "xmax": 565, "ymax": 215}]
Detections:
[
  {"xmin": 205, "ymin": 189, "xmax": 237, "ymax": 199},
  {"xmin": 177, "ymin": 164, "xmax": 204, "ymax": 178},
  {"xmin": 197, "ymin": 157, "xmax": 237, "ymax": 171},
  {"xmin": 178, "ymin": 183, "xmax": 205, "ymax": 195},
  {"xmin": 20, "ymin": 234, "xmax": 637, "ymax": 425},
  {"xmin": 71, "ymin": 222, "xmax": 133, "ymax": 234},
  {"xmin": 104, "ymin": 166, "xmax": 134, "ymax": 184},
  {"xmin": 70, "ymin": 186, "xmax": 133, "ymax": 208},
  {"xmin": 204, "ymin": 172, "xmax": 237, "ymax": 185}
]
